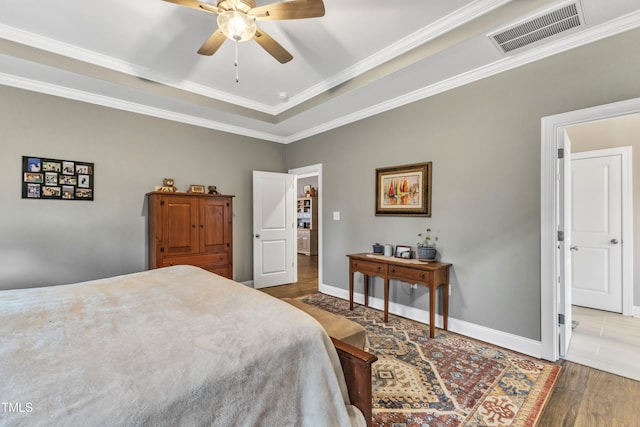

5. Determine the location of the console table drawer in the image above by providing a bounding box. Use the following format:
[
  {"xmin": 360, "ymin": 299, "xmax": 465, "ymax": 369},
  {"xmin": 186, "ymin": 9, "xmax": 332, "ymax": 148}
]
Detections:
[
  {"xmin": 351, "ymin": 260, "xmax": 388, "ymax": 276},
  {"xmin": 388, "ymin": 265, "xmax": 432, "ymax": 283}
]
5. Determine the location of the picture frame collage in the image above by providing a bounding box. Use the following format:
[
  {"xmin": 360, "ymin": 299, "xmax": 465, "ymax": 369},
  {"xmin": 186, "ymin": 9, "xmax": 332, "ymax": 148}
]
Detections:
[{"xmin": 22, "ymin": 156, "xmax": 94, "ymax": 201}]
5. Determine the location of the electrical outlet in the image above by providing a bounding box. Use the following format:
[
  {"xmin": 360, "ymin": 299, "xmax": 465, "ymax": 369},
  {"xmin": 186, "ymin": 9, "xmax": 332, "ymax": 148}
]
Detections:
[{"xmin": 410, "ymin": 284, "xmax": 417, "ymax": 289}]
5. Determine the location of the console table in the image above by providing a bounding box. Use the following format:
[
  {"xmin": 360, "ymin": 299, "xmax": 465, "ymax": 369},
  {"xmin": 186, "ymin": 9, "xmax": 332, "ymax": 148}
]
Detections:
[{"xmin": 347, "ymin": 253, "xmax": 452, "ymax": 338}]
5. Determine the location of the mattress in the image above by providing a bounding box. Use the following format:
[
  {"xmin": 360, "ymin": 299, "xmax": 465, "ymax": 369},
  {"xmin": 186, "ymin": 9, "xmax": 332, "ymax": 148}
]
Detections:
[{"xmin": 0, "ymin": 265, "xmax": 365, "ymax": 427}]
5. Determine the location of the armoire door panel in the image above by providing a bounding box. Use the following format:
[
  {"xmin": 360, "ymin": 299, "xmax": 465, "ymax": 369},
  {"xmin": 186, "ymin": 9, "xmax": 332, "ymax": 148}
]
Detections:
[
  {"xmin": 163, "ymin": 197, "xmax": 199, "ymax": 255},
  {"xmin": 201, "ymin": 199, "xmax": 227, "ymax": 252}
]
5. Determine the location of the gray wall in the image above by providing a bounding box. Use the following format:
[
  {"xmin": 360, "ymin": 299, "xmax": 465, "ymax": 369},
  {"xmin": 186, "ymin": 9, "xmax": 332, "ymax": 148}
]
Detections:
[
  {"xmin": 284, "ymin": 28, "xmax": 640, "ymax": 341},
  {"xmin": 2, "ymin": 27, "xmax": 640, "ymax": 341},
  {"xmin": 0, "ymin": 86, "xmax": 286, "ymax": 289}
]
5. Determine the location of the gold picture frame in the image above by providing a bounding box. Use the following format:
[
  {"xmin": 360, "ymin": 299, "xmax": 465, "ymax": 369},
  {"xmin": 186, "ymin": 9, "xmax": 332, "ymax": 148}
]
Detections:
[
  {"xmin": 188, "ymin": 184, "xmax": 205, "ymax": 194},
  {"xmin": 375, "ymin": 162, "xmax": 431, "ymax": 216}
]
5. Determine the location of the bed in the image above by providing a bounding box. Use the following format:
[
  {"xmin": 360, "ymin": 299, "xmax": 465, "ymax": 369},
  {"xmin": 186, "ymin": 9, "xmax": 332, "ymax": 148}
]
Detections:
[{"xmin": 0, "ymin": 265, "xmax": 374, "ymax": 426}]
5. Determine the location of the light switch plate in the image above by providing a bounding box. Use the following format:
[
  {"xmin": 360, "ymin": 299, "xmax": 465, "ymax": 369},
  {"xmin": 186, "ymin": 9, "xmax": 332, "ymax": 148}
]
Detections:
[{"xmin": 332, "ymin": 211, "xmax": 340, "ymax": 220}]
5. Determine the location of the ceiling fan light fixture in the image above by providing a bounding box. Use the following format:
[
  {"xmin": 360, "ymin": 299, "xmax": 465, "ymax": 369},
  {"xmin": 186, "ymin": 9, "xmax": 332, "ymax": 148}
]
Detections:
[{"xmin": 217, "ymin": 10, "xmax": 256, "ymax": 42}]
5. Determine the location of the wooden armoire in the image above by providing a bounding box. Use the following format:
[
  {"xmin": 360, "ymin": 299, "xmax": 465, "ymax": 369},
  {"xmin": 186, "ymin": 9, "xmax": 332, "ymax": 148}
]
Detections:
[{"xmin": 147, "ymin": 192, "xmax": 234, "ymax": 279}]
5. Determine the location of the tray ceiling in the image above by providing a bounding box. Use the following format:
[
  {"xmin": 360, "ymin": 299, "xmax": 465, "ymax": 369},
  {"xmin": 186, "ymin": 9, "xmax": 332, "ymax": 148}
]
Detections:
[{"xmin": 1, "ymin": 0, "xmax": 639, "ymax": 143}]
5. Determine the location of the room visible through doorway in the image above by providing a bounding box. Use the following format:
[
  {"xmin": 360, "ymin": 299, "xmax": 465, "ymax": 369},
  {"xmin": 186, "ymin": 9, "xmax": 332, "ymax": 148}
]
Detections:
[{"xmin": 260, "ymin": 164, "xmax": 322, "ymax": 298}]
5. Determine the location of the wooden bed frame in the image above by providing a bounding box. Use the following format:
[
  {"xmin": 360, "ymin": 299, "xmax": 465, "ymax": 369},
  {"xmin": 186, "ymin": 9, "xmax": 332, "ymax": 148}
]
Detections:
[{"xmin": 332, "ymin": 337, "xmax": 378, "ymax": 427}]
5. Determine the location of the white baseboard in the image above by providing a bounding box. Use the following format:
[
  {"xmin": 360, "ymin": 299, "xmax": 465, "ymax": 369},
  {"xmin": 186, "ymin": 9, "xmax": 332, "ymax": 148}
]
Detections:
[
  {"xmin": 319, "ymin": 283, "xmax": 543, "ymax": 359},
  {"xmin": 241, "ymin": 280, "xmax": 254, "ymax": 288},
  {"xmin": 633, "ymin": 305, "xmax": 640, "ymax": 318}
]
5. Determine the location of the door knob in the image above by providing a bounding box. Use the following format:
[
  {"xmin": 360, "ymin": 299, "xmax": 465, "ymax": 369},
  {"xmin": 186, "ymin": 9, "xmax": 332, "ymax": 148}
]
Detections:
[
  {"xmin": 611, "ymin": 238, "xmax": 619, "ymax": 244},
  {"xmin": 569, "ymin": 245, "xmax": 578, "ymax": 251},
  {"xmin": 255, "ymin": 234, "xmax": 260, "ymax": 238}
]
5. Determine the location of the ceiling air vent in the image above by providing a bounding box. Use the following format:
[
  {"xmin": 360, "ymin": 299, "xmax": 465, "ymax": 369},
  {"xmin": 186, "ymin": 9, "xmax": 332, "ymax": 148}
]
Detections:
[{"xmin": 489, "ymin": 2, "xmax": 585, "ymax": 54}]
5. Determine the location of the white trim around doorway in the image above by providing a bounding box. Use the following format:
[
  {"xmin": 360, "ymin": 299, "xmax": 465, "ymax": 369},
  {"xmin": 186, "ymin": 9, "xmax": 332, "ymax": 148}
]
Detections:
[
  {"xmin": 288, "ymin": 164, "xmax": 323, "ymax": 288},
  {"xmin": 540, "ymin": 97, "xmax": 640, "ymax": 361}
]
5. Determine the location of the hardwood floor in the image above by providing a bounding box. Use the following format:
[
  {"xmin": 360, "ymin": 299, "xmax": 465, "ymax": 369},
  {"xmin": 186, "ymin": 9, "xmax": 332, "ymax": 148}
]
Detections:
[
  {"xmin": 259, "ymin": 254, "xmax": 318, "ymax": 299},
  {"xmin": 259, "ymin": 260, "xmax": 640, "ymax": 426},
  {"xmin": 538, "ymin": 360, "xmax": 640, "ymax": 426}
]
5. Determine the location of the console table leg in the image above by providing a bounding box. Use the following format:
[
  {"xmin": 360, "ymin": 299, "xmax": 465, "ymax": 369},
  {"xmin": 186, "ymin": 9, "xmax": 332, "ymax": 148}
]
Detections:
[
  {"xmin": 363, "ymin": 274, "xmax": 369, "ymax": 307},
  {"xmin": 443, "ymin": 283, "xmax": 449, "ymax": 331},
  {"xmin": 349, "ymin": 268, "xmax": 354, "ymax": 310},
  {"xmin": 384, "ymin": 279, "xmax": 389, "ymax": 322},
  {"xmin": 429, "ymin": 284, "xmax": 436, "ymax": 338}
]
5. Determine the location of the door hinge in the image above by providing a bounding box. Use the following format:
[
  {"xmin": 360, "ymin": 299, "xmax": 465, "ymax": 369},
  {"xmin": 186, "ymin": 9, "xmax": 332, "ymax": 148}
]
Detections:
[
  {"xmin": 557, "ymin": 230, "xmax": 564, "ymax": 242},
  {"xmin": 558, "ymin": 313, "xmax": 565, "ymax": 325},
  {"xmin": 558, "ymin": 148, "xmax": 564, "ymax": 159}
]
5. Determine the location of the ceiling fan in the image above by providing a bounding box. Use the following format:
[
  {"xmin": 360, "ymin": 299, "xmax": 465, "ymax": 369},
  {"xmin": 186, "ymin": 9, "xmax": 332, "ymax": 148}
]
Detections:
[{"xmin": 163, "ymin": 0, "xmax": 325, "ymax": 64}]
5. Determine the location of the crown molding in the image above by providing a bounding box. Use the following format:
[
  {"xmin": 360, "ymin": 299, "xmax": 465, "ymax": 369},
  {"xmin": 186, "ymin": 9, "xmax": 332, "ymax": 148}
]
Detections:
[
  {"xmin": 275, "ymin": 0, "xmax": 511, "ymax": 114},
  {"xmin": 1, "ymin": 8, "xmax": 638, "ymax": 144},
  {"xmin": 0, "ymin": 23, "xmax": 273, "ymax": 114},
  {"xmin": 282, "ymin": 9, "xmax": 640, "ymax": 143},
  {"xmin": 0, "ymin": 1, "xmax": 513, "ymax": 119},
  {"xmin": 0, "ymin": 71, "xmax": 287, "ymax": 143}
]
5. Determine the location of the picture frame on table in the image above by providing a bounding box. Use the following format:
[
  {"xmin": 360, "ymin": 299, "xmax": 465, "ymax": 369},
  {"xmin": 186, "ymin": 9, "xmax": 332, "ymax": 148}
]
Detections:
[{"xmin": 394, "ymin": 245, "xmax": 412, "ymax": 259}]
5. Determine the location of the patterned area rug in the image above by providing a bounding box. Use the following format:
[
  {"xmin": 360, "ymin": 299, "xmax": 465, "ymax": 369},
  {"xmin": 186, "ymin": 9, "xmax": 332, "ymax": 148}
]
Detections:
[{"xmin": 300, "ymin": 294, "xmax": 560, "ymax": 427}]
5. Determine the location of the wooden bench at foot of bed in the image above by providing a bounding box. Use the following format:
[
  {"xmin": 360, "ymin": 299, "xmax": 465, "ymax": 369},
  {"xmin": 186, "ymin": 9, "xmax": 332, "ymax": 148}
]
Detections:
[
  {"xmin": 333, "ymin": 337, "xmax": 377, "ymax": 427},
  {"xmin": 282, "ymin": 298, "xmax": 377, "ymax": 427},
  {"xmin": 282, "ymin": 298, "xmax": 366, "ymax": 349}
]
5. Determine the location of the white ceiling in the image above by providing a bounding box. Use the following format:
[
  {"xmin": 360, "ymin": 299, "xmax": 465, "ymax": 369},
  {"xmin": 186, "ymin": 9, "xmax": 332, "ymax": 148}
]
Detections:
[{"xmin": 1, "ymin": 0, "xmax": 639, "ymax": 143}]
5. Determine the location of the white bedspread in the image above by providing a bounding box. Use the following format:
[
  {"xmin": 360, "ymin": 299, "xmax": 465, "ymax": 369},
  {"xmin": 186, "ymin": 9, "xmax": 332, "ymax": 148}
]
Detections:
[{"xmin": 0, "ymin": 265, "xmax": 365, "ymax": 427}]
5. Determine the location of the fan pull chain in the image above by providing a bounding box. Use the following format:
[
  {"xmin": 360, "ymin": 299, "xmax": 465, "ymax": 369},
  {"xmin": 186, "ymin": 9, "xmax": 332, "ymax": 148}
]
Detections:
[{"xmin": 234, "ymin": 39, "xmax": 239, "ymax": 83}]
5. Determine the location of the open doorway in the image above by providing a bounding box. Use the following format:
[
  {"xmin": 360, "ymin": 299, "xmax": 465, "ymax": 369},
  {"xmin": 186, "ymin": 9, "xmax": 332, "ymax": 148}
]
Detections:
[
  {"xmin": 295, "ymin": 174, "xmax": 319, "ymax": 294},
  {"xmin": 561, "ymin": 123, "xmax": 637, "ymax": 380},
  {"xmin": 540, "ymin": 98, "xmax": 640, "ymax": 362},
  {"xmin": 291, "ymin": 164, "xmax": 322, "ymax": 297}
]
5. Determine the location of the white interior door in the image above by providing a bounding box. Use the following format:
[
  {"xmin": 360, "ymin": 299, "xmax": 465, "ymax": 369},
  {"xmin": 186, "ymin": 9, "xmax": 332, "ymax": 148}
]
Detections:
[
  {"xmin": 571, "ymin": 151, "xmax": 622, "ymax": 313},
  {"xmin": 252, "ymin": 171, "xmax": 297, "ymax": 289},
  {"xmin": 558, "ymin": 132, "xmax": 572, "ymax": 357}
]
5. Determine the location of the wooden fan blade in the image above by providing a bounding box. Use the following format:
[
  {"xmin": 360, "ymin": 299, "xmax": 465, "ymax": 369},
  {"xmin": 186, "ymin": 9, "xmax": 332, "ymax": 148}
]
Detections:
[
  {"xmin": 253, "ymin": 28, "xmax": 293, "ymax": 63},
  {"xmin": 198, "ymin": 29, "xmax": 227, "ymax": 55},
  {"xmin": 163, "ymin": 0, "xmax": 219, "ymax": 14},
  {"xmin": 250, "ymin": 0, "xmax": 325, "ymax": 21}
]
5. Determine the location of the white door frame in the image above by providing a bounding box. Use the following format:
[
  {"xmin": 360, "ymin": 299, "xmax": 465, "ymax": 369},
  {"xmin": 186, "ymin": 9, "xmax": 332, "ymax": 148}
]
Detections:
[
  {"xmin": 557, "ymin": 131, "xmax": 572, "ymax": 357},
  {"xmin": 540, "ymin": 97, "xmax": 640, "ymax": 361},
  {"xmin": 288, "ymin": 164, "xmax": 323, "ymax": 287}
]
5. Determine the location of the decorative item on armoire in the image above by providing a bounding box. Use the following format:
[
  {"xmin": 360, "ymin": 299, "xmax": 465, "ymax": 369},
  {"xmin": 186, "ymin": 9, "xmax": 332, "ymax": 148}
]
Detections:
[
  {"xmin": 155, "ymin": 178, "xmax": 178, "ymax": 192},
  {"xmin": 22, "ymin": 156, "xmax": 94, "ymax": 201},
  {"xmin": 188, "ymin": 185, "xmax": 205, "ymax": 193}
]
